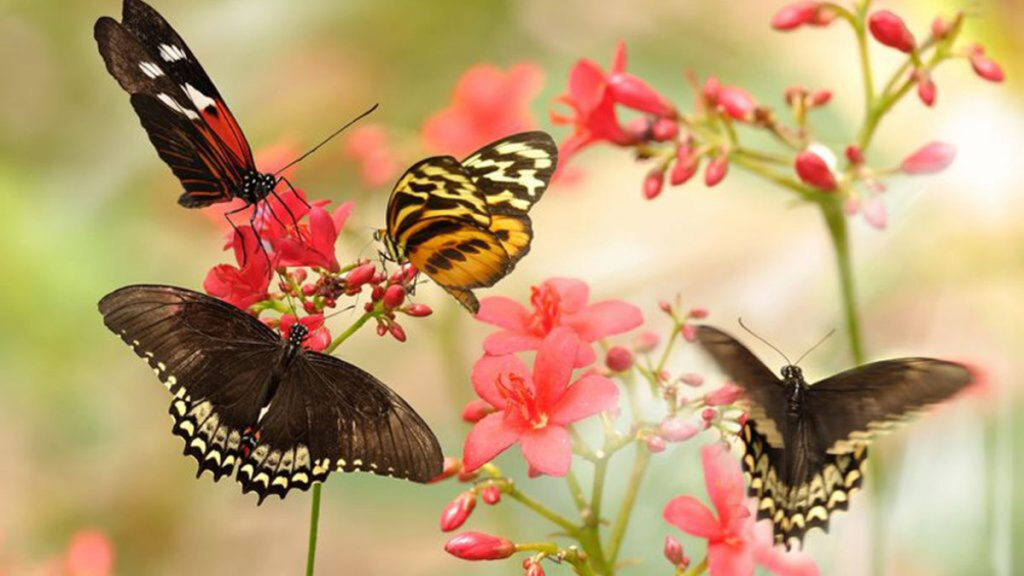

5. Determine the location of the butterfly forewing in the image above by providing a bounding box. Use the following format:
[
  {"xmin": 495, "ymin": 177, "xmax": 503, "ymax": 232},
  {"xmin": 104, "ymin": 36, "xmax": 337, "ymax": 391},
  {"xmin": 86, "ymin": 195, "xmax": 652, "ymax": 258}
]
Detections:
[{"xmin": 99, "ymin": 284, "xmax": 444, "ymax": 502}]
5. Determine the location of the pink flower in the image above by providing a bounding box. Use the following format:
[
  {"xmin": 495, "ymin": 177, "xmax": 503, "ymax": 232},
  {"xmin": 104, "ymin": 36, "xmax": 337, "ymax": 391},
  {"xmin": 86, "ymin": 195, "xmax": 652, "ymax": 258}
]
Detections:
[
  {"xmin": 280, "ymin": 314, "xmax": 331, "ymax": 352},
  {"xmin": 771, "ymin": 2, "xmax": 835, "ymax": 30},
  {"xmin": 968, "ymin": 45, "xmax": 1005, "ymax": 83},
  {"xmin": 344, "ymin": 124, "xmax": 400, "ymax": 186},
  {"xmin": 477, "ymin": 277, "xmax": 644, "ymax": 367},
  {"xmin": 659, "ymin": 418, "xmax": 700, "ymax": 442},
  {"xmin": 203, "ymin": 226, "xmax": 271, "ymax": 310},
  {"xmin": 423, "ymin": 63, "xmax": 543, "ymax": 157},
  {"xmin": 664, "ymin": 444, "xmax": 755, "ymax": 575},
  {"xmin": 65, "ymin": 529, "xmax": 114, "ymax": 576},
  {"xmin": 445, "ymin": 532, "xmax": 515, "ymax": 561},
  {"xmin": 901, "ymin": 142, "xmax": 956, "ymax": 174},
  {"xmin": 795, "ymin": 149, "xmax": 837, "ymax": 191},
  {"xmin": 752, "ymin": 521, "xmax": 820, "ymax": 576},
  {"xmin": 462, "ymin": 329, "xmax": 619, "ymax": 476},
  {"xmin": 461, "ymin": 399, "xmax": 495, "ymax": 423},
  {"xmin": 869, "ymin": 10, "xmax": 916, "ymax": 53},
  {"xmin": 275, "ymin": 202, "xmax": 353, "ymax": 272},
  {"xmin": 861, "ymin": 192, "xmax": 888, "ymax": 230}
]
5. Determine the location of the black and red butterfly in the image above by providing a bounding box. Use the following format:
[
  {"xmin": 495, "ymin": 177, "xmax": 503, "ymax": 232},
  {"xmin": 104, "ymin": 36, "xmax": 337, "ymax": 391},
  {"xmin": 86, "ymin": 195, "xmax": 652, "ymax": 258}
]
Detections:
[{"xmin": 94, "ymin": 0, "xmax": 370, "ymax": 250}]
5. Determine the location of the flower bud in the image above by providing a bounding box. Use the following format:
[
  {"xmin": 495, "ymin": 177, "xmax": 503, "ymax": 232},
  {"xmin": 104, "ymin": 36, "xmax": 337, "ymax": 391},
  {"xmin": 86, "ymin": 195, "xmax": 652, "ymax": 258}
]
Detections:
[
  {"xmin": 968, "ymin": 45, "xmax": 1005, "ymax": 83},
  {"xmin": 345, "ymin": 263, "xmax": 376, "ymax": 287},
  {"xmin": 869, "ymin": 10, "xmax": 916, "ymax": 53},
  {"xmin": 371, "ymin": 284, "xmax": 385, "ymax": 302},
  {"xmin": 405, "ymin": 303, "xmax": 433, "ymax": 317},
  {"xmin": 652, "ymin": 118, "xmax": 680, "ymax": 141},
  {"xmin": 646, "ymin": 435, "xmax": 667, "ymax": 453},
  {"xmin": 916, "ymin": 71, "xmax": 936, "ymax": 107},
  {"xmin": 931, "ymin": 16, "xmax": 951, "ymax": 40},
  {"xmin": 705, "ymin": 383, "xmax": 743, "ymax": 406},
  {"xmin": 664, "ymin": 535, "xmax": 686, "ymax": 566},
  {"xmin": 809, "ymin": 90, "xmax": 832, "ymax": 107},
  {"xmin": 303, "ymin": 301, "xmax": 318, "ymax": 314},
  {"xmin": 900, "ymin": 142, "xmax": 956, "ymax": 174},
  {"xmin": 389, "ymin": 322, "xmax": 407, "ymax": 342},
  {"xmin": 481, "ymin": 484, "xmax": 502, "ymax": 505},
  {"xmin": 703, "ymin": 76, "xmax": 721, "ymax": 104},
  {"xmin": 682, "ymin": 324, "xmax": 697, "ymax": 343},
  {"xmin": 795, "ymin": 149, "xmax": 838, "ymax": 191},
  {"xmin": 605, "ymin": 346, "xmax": 635, "ymax": 372},
  {"xmin": 861, "ymin": 192, "xmax": 888, "ymax": 230},
  {"xmin": 717, "ymin": 86, "xmax": 757, "ymax": 122},
  {"xmin": 701, "ymin": 407, "xmax": 718, "ymax": 423},
  {"xmin": 461, "ymin": 399, "xmax": 495, "ymax": 423},
  {"xmin": 634, "ymin": 331, "xmax": 661, "ymax": 353},
  {"xmin": 440, "ymin": 491, "xmax": 477, "ymax": 532},
  {"xmin": 302, "ymin": 284, "xmax": 317, "ymax": 296},
  {"xmin": 688, "ymin": 307, "xmax": 708, "ymax": 319},
  {"xmin": 383, "ymin": 284, "xmax": 406, "ymax": 309},
  {"xmin": 376, "ymin": 322, "xmax": 388, "ymax": 337},
  {"xmin": 524, "ymin": 559, "xmax": 545, "ymax": 576},
  {"xmin": 771, "ymin": 1, "xmax": 833, "ymax": 31},
  {"xmin": 679, "ymin": 372, "xmax": 704, "ymax": 387},
  {"xmin": 704, "ymin": 155, "xmax": 728, "ymax": 187},
  {"xmin": 659, "ymin": 418, "xmax": 699, "ymax": 442},
  {"xmin": 444, "ymin": 532, "xmax": 515, "ymax": 561},
  {"xmin": 845, "ymin": 145, "xmax": 864, "ymax": 166},
  {"xmin": 607, "ymin": 74, "xmax": 677, "ymax": 118},
  {"xmin": 643, "ymin": 168, "xmax": 666, "ymax": 200},
  {"xmin": 429, "ymin": 456, "xmax": 462, "ymax": 483}
]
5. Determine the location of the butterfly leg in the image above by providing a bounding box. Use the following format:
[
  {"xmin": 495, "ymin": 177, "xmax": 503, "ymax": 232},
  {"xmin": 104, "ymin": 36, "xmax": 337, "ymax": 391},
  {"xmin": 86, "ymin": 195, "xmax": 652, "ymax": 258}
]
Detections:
[
  {"xmin": 268, "ymin": 178, "xmax": 308, "ymax": 242},
  {"xmin": 222, "ymin": 205, "xmax": 256, "ymax": 268}
]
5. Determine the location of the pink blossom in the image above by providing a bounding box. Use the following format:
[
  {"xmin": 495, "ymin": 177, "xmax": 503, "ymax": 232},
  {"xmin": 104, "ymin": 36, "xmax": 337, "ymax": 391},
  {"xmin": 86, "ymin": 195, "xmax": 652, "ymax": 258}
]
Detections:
[
  {"xmin": 869, "ymin": 10, "xmax": 916, "ymax": 53},
  {"xmin": 64, "ymin": 529, "xmax": 114, "ymax": 576},
  {"xmin": 203, "ymin": 226, "xmax": 270, "ymax": 310},
  {"xmin": 344, "ymin": 124, "xmax": 400, "ymax": 186},
  {"xmin": 462, "ymin": 329, "xmax": 619, "ymax": 476},
  {"xmin": 477, "ymin": 277, "xmax": 644, "ymax": 367},
  {"xmin": 861, "ymin": 192, "xmax": 888, "ymax": 230},
  {"xmin": 423, "ymin": 63, "xmax": 543, "ymax": 157},
  {"xmin": 752, "ymin": 521, "xmax": 820, "ymax": 576},
  {"xmin": 274, "ymin": 202, "xmax": 353, "ymax": 272},
  {"xmin": 659, "ymin": 417, "xmax": 700, "ymax": 442},
  {"xmin": 901, "ymin": 142, "xmax": 956, "ymax": 174}
]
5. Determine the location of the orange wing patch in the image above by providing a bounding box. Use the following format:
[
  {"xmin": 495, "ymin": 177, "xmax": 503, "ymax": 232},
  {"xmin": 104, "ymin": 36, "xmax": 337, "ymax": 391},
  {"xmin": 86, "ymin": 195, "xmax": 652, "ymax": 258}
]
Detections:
[{"xmin": 488, "ymin": 214, "xmax": 533, "ymax": 269}]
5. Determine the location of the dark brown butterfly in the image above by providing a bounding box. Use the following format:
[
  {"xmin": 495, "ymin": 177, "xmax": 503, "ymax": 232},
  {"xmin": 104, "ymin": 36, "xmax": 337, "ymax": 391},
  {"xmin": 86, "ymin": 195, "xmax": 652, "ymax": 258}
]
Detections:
[
  {"xmin": 695, "ymin": 325, "xmax": 973, "ymax": 548},
  {"xmin": 99, "ymin": 284, "xmax": 443, "ymax": 503}
]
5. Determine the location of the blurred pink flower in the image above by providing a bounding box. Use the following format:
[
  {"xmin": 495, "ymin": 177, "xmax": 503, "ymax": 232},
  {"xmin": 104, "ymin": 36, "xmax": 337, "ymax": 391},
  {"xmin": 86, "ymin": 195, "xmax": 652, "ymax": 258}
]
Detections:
[
  {"xmin": 422, "ymin": 63, "xmax": 543, "ymax": 157},
  {"xmin": 752, "ymin": 521, "xmax": 820, "ymax": 576},
  {"xmin": 477, "ymin": 277, "xmax": 644, "ymax": 367},
  {"xmin": 771, "ymin": 2, "xmax": 835, "ymax": 30},
  {"xmin": 203, "ymin": 226, "xmax": 271, "ymax": 310},
  {"xmin": 463, "ymin": 329, "xmax": 619, "ymax": 476},
  {"xmin": 968, "ymin": 44, "xmax": 1005, "ymax": 83},
  {"xmin": 344, "ymin": 124, "xmax": 401, "ymax": 186},
  {"xmin": 900, "ymin": 142, "xmax": 956, "ymax": 174},
  {"xmin": 64, "ymin": 529, "xmax": 114, "ymax": 576}
]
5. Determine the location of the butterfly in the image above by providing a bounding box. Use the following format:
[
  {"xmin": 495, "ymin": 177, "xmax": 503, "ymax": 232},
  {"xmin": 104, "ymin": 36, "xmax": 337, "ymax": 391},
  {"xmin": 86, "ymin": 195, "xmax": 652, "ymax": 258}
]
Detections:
[
  {"xmin": 99, "ymin": 284, "xmax": 444, "ymax": 502},
  {"xmin": 376, "ymin": 131, "xmax": 558, "ymax": 314},
  {"xmin": 695, "ymin": 325, "xmax": 973, "ymax": 548}
]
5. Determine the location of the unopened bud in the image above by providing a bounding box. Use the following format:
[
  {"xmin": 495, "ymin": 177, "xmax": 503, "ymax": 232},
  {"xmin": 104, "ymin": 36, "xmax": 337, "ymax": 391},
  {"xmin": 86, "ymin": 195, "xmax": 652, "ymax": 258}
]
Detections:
[
  {"xmin": 643, "ymin": 168, "xmax": 666, "ymax": 200},
  {"xmin": 444, "ymin": 532, "xmax": 515, "ymax": 561},
  {"xmin": 383, "ymin": 284, "xmax": 406, "ymax": 309},
  {"xmin": 481, "ymin": 484, "xmax": 502, "ymax": 505},
  {"xmin": 605, "ymin": 346, "xmax": 635, "ymax": 372},
  {"xmin": 440, "ymin": 491, "xmax": 477, "ymax": 532}
]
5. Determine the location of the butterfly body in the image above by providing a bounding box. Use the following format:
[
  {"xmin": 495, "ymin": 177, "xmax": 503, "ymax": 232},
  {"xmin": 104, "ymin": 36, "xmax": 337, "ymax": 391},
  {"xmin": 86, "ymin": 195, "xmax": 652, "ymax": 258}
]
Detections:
[
  {"xmin": 99, "ymin": 285, "xmax": 444, "ymax": 503},
  {"xmin": 381, "ymin": 132, "xmax": 557, "ymax": 313},
  {"xmin": 696, "ymin": 325, "xmax": 971, "ymax": 548}
]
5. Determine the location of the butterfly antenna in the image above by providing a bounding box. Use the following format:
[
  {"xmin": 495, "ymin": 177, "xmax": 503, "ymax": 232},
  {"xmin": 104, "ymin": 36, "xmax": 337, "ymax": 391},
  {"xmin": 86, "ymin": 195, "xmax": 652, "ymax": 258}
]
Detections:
[
  {"xmin": 793, "ymin": 328, "xmax": 836, "ymax": 366},
  {"xmin": 738, "ymin": 318, "xmax": 792, "ymax": 365},
  {"xmin": 274, "ymin": 103, "xmax": 379, "ymax": 176}
]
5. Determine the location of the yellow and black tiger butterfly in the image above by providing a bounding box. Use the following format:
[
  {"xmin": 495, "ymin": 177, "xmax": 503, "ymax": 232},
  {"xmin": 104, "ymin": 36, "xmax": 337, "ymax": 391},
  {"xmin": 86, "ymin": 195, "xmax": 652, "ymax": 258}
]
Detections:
[
  {"xmin": 376, "ymin": 131, "xmax": 557, "ymax": 313},
  {"xmin": 696, "ymin": 325, "xmax": 973, "ymax": 548}
]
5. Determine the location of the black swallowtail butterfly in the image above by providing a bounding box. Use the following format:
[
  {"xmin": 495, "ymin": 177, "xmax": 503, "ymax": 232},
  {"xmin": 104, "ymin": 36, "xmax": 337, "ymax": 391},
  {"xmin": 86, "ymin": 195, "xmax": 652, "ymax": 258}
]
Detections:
[
  {"xmin": 695, "ymin": 325, "xmax": 973, "ymax": 548},
  {"xmin": 99, "ymin": 284, "xmax": 444, "ymax": 502}
]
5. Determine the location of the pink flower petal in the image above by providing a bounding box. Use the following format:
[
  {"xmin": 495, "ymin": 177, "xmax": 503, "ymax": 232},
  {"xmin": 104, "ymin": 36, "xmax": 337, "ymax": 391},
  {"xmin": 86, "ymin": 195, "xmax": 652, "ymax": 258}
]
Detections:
[
  {"xmin": 519, "ymin": 425, "xmax": 572, "ymax": 476},
  {"xmin": 708, "ymin": 539, "xmax": 755, "ymax": 576},
  {"xmin": 702, "ymin": 444, "xmax": 746, "ymax": 528},
  {"xmin": 332, "ymin": 202, "xmax": 354, "ymax": 231},
  {"xmin": 753, "ymin": 520, "xmax": 821, "ymax": 576},
  {"xmin": 550, "ymin": 373, "xmax": 619, "ymax": 425},
  {"xmin": 463, "ymin": 412, "xmax": 522, "ymax": 472},
  {"xmin": 663, "ymin": 496, "xmax": 723, "ymax": 540},
  {"xmin": 565, "ymin": 300, "xmax": 644, "ymax": 341},
  {"xmin": 531, "ymin": 328, "xmax": 580, "ymax": 407},
  {"xmin": 575, "ymin": 342, "xmax": 598, "ymax": 367},
  {"xmin": 611, "ymin": 41, "xmax": 627, "ymax": 75},
  {"xmin": 471, "ymin": 354, "xmax": 531, "ymax": 408},
  {"xmin": 476, "ymin": 296, "xmax": 531, "ymax": 331},
  {"xmin": 483, "ymin": 331, "xmax": 543, "ymax": 356},
  {"xmin": 545, "ymin": 277, "xmax": 590, "ymax": 313}
]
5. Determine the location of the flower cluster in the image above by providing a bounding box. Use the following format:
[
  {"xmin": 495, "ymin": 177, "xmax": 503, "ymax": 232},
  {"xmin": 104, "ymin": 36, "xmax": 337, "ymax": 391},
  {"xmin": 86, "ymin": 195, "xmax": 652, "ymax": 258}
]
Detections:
[
  {"xmin": 0, "ymin": 528, "xmax": 114, "ymax": 576},
  {"xmin": 436, "ymin": 282, "xmax": 817, "ymax": 575},
  {"xmin": 550, "ymin": 4, "xmax": 1004, "ymax": 229}
]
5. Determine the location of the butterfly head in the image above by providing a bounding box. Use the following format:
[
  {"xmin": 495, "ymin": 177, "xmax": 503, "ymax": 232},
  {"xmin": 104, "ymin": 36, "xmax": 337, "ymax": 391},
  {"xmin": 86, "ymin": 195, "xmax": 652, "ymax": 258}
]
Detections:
[
  {"xmin": 239, "ymin": 171, "xmax": 278, "ymax": 204},
  {"xmin": 780, "ymin": 364, "xmax": 804, "ymax": 381}
]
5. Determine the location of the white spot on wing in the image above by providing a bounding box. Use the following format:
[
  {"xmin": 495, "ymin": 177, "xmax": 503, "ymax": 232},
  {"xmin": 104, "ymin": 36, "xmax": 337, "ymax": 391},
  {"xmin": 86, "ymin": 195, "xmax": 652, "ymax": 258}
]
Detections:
[
  {"xmin": 159, "ymin": 43, "xmax": 187, "ymax": 62},
  {"xmin": 139, "ymin": 62, "xmax": 164, "ymax": 79},
  {"xmin": 183, "ymin": 83, "xmax": 216, "ymax": 113},
  {"xmin": 157, "ymin": 93, "xmax": 199, "ymax": 120}
]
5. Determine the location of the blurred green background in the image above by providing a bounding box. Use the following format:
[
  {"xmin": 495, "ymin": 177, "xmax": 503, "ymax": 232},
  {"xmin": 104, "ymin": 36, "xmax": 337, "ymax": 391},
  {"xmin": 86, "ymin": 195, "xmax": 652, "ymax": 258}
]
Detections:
[{"xmin": 0, "ymin": 0, "xmax": 1020, "ymax": 574}]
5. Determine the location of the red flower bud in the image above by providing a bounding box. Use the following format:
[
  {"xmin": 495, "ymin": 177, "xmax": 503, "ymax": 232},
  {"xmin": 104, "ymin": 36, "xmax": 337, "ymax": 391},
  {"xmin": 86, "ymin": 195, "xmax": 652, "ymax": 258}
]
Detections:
[
  {"xmin": 346, "ymin": 263, "xmax": 376, "ymax": 287},
  {"xmin": 376, "ymin": 322, "xmax": 388, "ymax": 337},
  {"xmin": 303, "ymin": 301, "xmax": 317, "ymax": 314},
  {"xmin": 606, "ymin": 74, "xmax": 677, "ymax": 118},
  {"xmin": 771, "ymin": 1, "xmax": 833, "ymax": 30},
  {"xmin": 703, "ymin": 76, "xmax": 721, "ymax": 104},
  {"xmin": 430, "ymin": 456, "xmax": 462, "ymax": 483},
  {"xmin": 968, "ymin": 45, "xmax": 1005, "ymax": 83},
  {"xmin": 444, "ymin": 532, "xmax": 515, "ymax": 561},
  {"xmin": 323, "ymin": 297, "xmax": 336, "ymax": 308},
  {"xmin": 605, "ymin": 346, "xmax": 635, "ymax": 372},
  {"xmin": 869, "ymin": 10, "xmax": 916, "ymax": 53},
  {"xmin": 481, "ymin": 484, "xmax": 502, "ymax": 505},
  {"xmin": 679, "ymin": 372, "xmax": 704, "ymax": 387},
  {"xmin": 717, "ymin": 86, "xmax": 757, "ymax": 122},
  {"xmin": 371, "ymin": 284, "xmax": 385, "ymax": 301},
  {"xmin": 900, "ymin": 142, "xmax": 956, "ymax": 174},
  {"xmin": 659, "ymin": 418, "xmax": 700, "ymax": 442},
  {"xmin": 302, "ymin": 284, "xmax": 317, "ymax": 296},
  {"xmin": 704, "ymin": 155, "xmax": 728, "ymax": 187},
  {"xmin": 931, "ymin": 16, "xmax": 951, "ymax": 40},
  {"xmin": 795, "ymin": 149, "xmax": 837, "ymax": 191},
  {"xmin": 461, "ymin": 399, "xmax": 495, "ymax": 423},
  {"xmin": 389, "ymin": 322, "xmax": 407, "ymax": 342},
  {"xmin": 664, "ymin": 535, "xmax": 687, "ymax": 566},
  {"xmin": 643, "ymin": 168, "xmax": 666, "ymax": 200},
  {"xmin": 634, "ymin": 331, "xmax": 661, "ymax": 353},
  {"xmin": 658, "ymin": 300, "xmax": 673, "ymax": 313},
  {"xmin": 383, "ymin": 284, "xmax": 406, "ymax": 309},
  {"xmin": 670, "ymin": 144, "xmax": 700, "ymax": 186},
  {"xmin": 916, "ymin": 71, "xmax": 936, "ymax": 107},
  {"xmin": 809, "ymin": 89, "xmax": 832, "ymax": 107},
  {"xmin": 652, "ymin": 118, "xmax": 679, "ymax": 141},
  {"xmin": 682, "ymin": 324, "xmax": 697, "ymax": 342},
  {"xmin": 441, "ymin": 491, "xmax": 477, "ymax": 532},
  {"xmin": 701, "ymin": 407, "xmax": 717, "ymax": 422},
  {"xmin": 646, "ymin": 435, "xmax": 667, "ymax": 453},
  {"xmin": 405, "ymin": 303, "xmax": 433, "ymax": 317},
  {"xmin": 845, "ymin": 145, "xmax": 864, "ymax": 165},
  {"xmin": 688, "ymin": 307, "xmax": 708, "ymax": 319},
  {"xmin": 705, "ymin": 383, "xmax": 743, "ymax": 406},
  {"xmin": 524, "ymin": 560, "xmax": 545, "ymax": 576}
]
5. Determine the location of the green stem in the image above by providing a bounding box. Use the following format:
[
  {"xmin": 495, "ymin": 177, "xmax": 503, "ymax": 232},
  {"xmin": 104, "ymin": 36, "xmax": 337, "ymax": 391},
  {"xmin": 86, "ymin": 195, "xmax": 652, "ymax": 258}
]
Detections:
[
  {"xmin": 566, "ymin": 470, "xmax": 589, "ymax": 512},
  {"xmin": 820, "ymin": 198, "xmax": 865, "ymax": 364},
  {"xmin": 681, "ymin": 556, "xmax": 709, "ymax": 576},
  {"xmin": 581, "ymin": 458, "xmax": 612, "ymax": 575},
  {"xmin": 606, "ymin": 445, "xmax": 651, "ymax": 564},
  {"xmin": 852, "ymin": 6, "xmax": 875, "ymax": 118},
  {"xmin": 305, "ymin": 484, "xmax": 322, "ymax": 576},
  {"xmin": 507, "ymin": 486, "xmax": 579, "ymax": 533}
]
